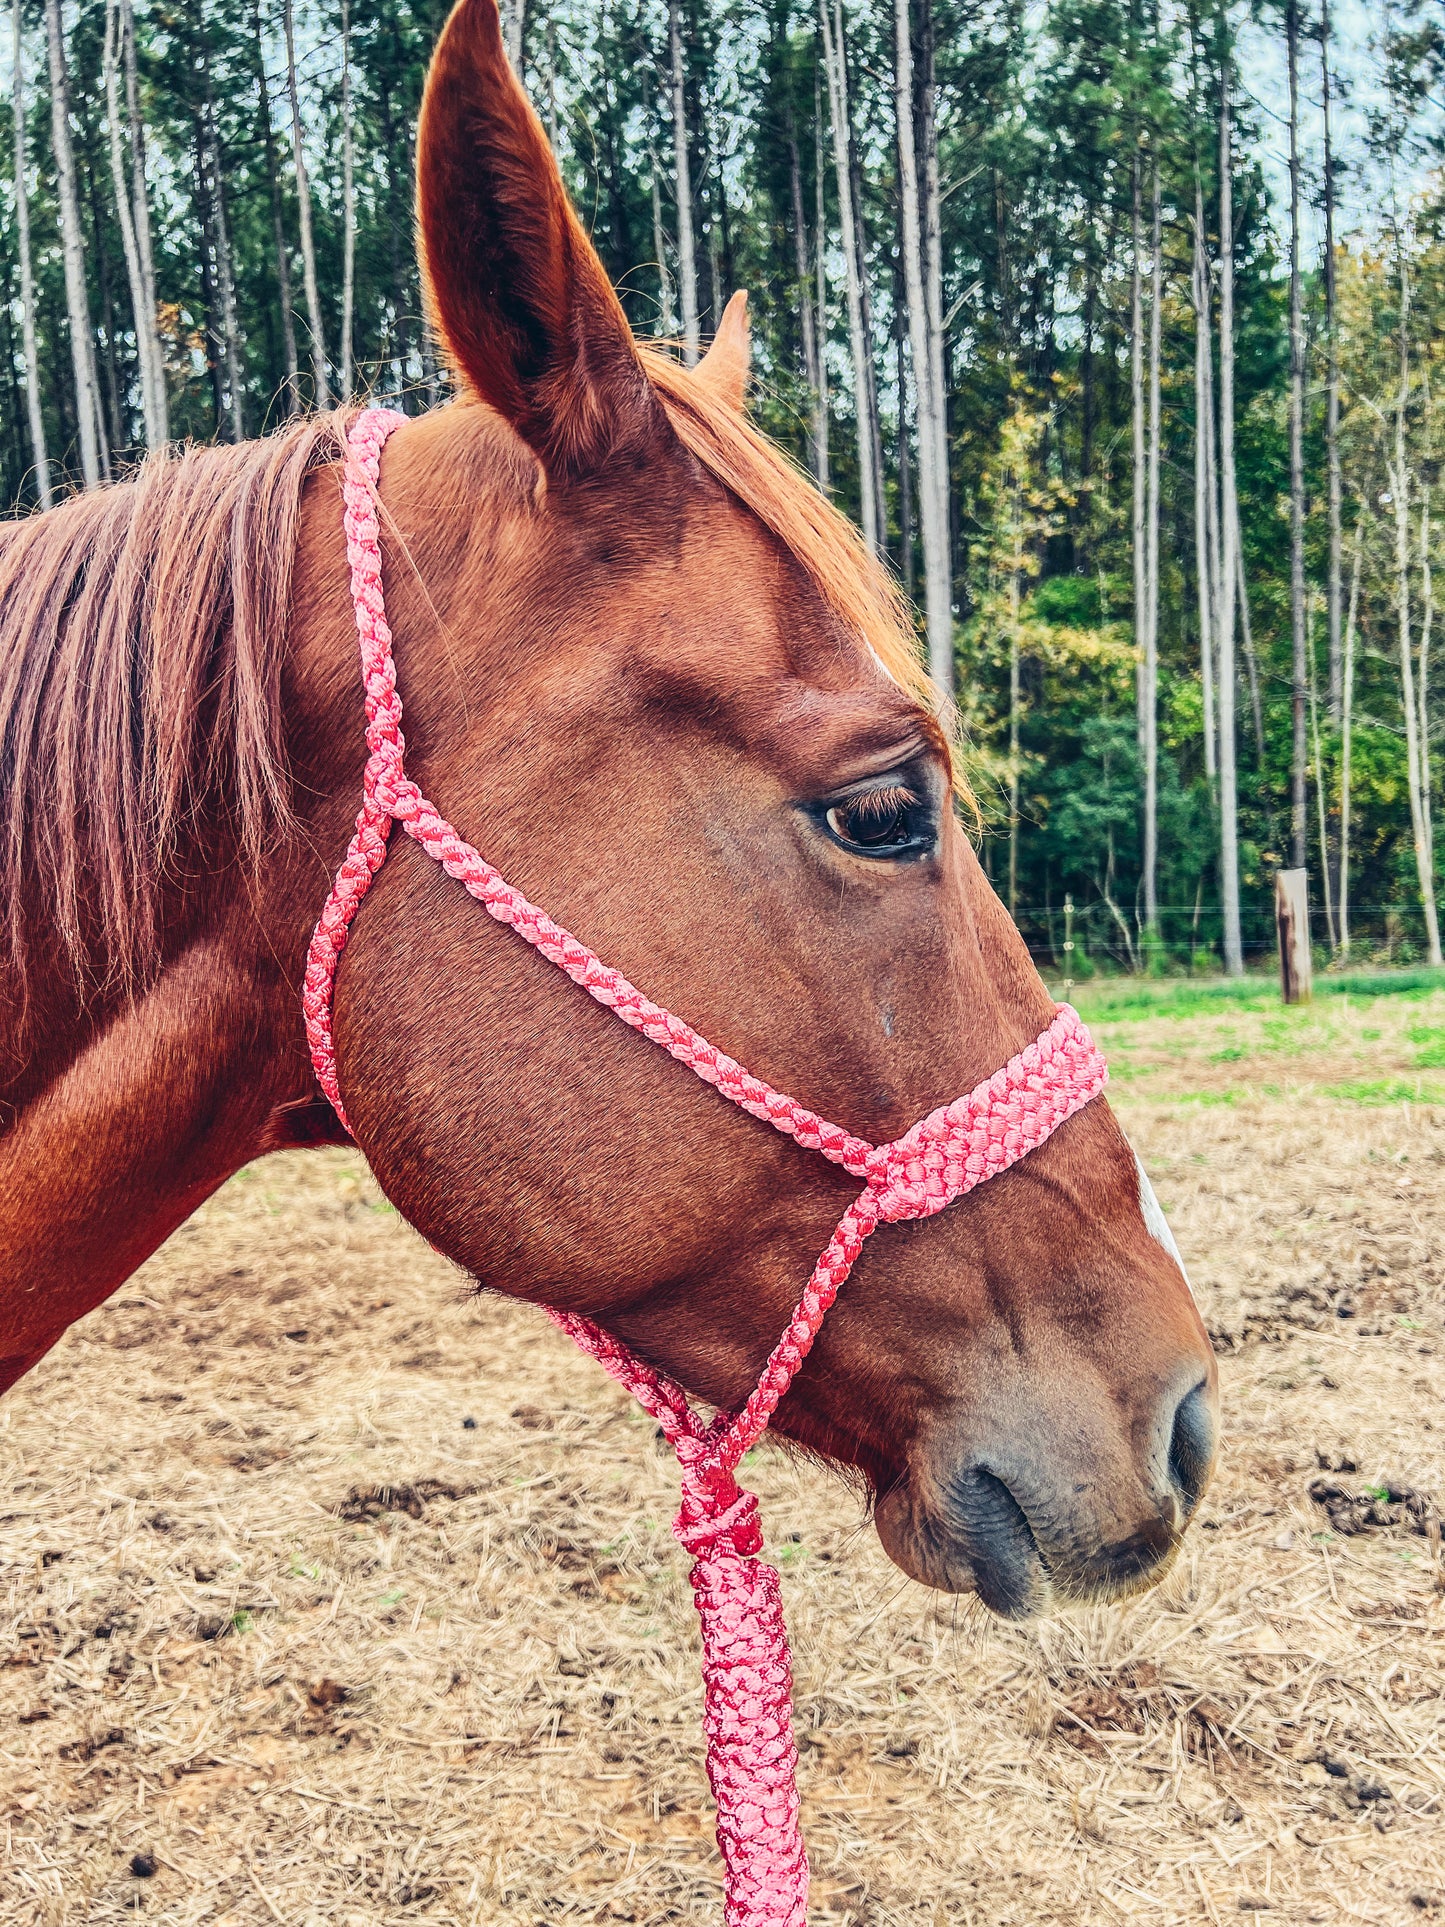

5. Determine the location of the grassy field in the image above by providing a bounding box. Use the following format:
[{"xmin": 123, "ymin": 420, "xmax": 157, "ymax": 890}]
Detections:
[{"xmin": 2, "ymin": 977, "xmax": 1444, "ymax": 1926}]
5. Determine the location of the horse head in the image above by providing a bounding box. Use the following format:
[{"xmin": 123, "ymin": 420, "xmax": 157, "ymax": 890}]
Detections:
[{"xmin": 289, "ymin": 0, "xmax": 1216, "ymax": 1620}]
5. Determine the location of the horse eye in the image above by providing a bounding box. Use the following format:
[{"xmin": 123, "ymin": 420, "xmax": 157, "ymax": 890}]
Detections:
[{"xmin": 825, "ymin": 784, "xmax": 926, "ymax": 855}]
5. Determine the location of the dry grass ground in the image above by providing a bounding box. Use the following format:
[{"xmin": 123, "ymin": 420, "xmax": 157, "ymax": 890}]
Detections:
[{"xmin": 3, "ymin": 977, "xmax": 1444, "ymax": 1926}]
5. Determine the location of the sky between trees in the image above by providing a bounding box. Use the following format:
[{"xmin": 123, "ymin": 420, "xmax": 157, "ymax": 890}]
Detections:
[{"xmin": 3, "ymin": 0, "xmax": 1445, "ymax": 974}]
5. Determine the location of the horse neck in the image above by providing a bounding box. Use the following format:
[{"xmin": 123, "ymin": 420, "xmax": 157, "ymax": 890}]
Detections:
[{"xmin": 0, "ymin": 439, "xmax": 375, "ymax": 1386}]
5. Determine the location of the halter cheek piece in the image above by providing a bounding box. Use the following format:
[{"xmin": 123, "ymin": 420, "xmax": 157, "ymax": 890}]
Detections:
[{"xmin": 304, "ymin": 410, "xmax": 1108, "ymax": 1927}]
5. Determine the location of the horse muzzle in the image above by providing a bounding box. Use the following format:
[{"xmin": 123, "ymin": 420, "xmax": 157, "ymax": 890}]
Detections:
[{"xmin": 873, "ymin": 1370, "xmax": 1219, "ymax": 1619}]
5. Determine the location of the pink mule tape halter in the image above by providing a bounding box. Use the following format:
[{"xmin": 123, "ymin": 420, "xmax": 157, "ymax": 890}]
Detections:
[{"xmin": 303, "ymin": 410, "xmax": 1108, "ymax": 1926}]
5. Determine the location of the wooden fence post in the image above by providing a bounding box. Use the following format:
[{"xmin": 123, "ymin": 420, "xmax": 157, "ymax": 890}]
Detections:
[{"xmin": 1275, "ymin": 868, "xmax": 1312, "ymax": 1004}]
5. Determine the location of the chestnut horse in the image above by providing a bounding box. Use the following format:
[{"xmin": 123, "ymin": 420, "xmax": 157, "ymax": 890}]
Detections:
[{"xmin": 0, "ymin": 0, "xmax": 1214, "ymax": 1623}]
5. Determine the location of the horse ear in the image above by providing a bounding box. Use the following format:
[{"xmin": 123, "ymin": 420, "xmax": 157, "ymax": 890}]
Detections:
[
  {"xmin": 693, "ymin": 291, "xmax": 751, "ymax": 412},
  {"xmin": 416, "ymin": 0, "xmax": 660, "ymax": 478}
]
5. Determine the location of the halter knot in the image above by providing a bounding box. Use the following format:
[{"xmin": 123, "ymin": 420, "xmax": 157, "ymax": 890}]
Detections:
[
  {"xmin": 675, "ymin": 1481, "xmax": 764, "ymax": 1560},
  {"xmin": 863, "ymin": 1006, "xmax": 1106, "ymax": 1223}
]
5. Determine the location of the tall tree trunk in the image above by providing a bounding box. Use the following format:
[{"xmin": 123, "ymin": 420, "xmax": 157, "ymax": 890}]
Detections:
[
  {"xmin": 1287, "ymin": 0, "xmax": 1308, "ymax": 869},
  {"xmin": 376, "ymin": 55, "xmax": 409, "ymax": 390},
  {"xmin": 121, "ymin": 0, "xmax": 166, "ymax": 442},
  {"xmin": 818, "ymin": 0, "xmax": 880, "ymax": 556},
  {"xmin": 195, "ymin": 32, "xmax": 246, "ymax": 441},
  {"xmin": 1321, "ymin": 0, "xmax": 1342, "ymax": 723},
  {"xmin": 813, "ymin": 60, "xmax": 829, "ymax": 489},
  {"xmin": 650, "ymin": 155, "xmax": 676, "ymax": 335},
  {"xmin": 1237, "ymin": 542, "xmax": 1266, "ymax": 766},
  {"xmin": 190, "ymin": 110, "xmax": 225, "ymax": 433},
  {"xmin": 894, "ymin": 0, "xmax": 951, "ymax": 689},
  {"xmin": 1192, "ymin": 187, "xmax": 1215, "ymax": 783},
  {"xmin": 44, "ymin": 0, "xmax": 103, "ymax": 487},
  {"xmin": 340, "ymin": 0, "xmax": 355, "ymax": 400},
  {"xmin": 786, "ymin": 116, "xmax": 825, "ymax": 485},
  {"xmin": 644, "ymin": 68, "xmax": 676, "ymax": 337},
  {"xmin": 283, "ymin": 0, "xmax": 330, "ymax": 407},
  {"xmin": 594, "ymin": 17, "xmax": 636, "ymax": 315},
  {"xmin": 0, "ymin": 293, "xmax": 25, "ymax": 487},
  {"xmin": 919, "ymin": 0, "xmax": 950, "ymax": 681},
  {"xmin": 667, "ymin": 0, "xmax": 699, "ymax": 364},
  {"xmin": 1420, "ymin": 483, "xmax": 1436, "ymax": 918},
  {"xmin": 11, "ymin": 0, "xmax": 51, "ymax": 506},
  {"xmin": 87, "ymin": 164, "xmax": 122, "ymax": 463},
  {"xmin": 701, "ymin": 86, "xmax": 722, "ymax": 329},
  {"xmin": 1143, "ymin": 157, "xmax": 1163, "ymax": 933},
  {"xmin": 1308, "ymin": 598, "xmax": 1335, "ymax": 946},
  {"xmin": 1338, "ymin": 525, "xmax": 1361, "ymax": 961},
  {"xmin": 1081, "ymin": 248, "xmax": 1097, "ymax": 493},
  {"xmin": 253, "ymin": 0, "xmax": 299, "ymax": 415},
  {"xmin": 892, "ymin": 250, "xmax": 914, "ymax": 598},
  {"xmin": 1217, "ymin": 45, "xmax": 1244, "ymax": 976},
  {"xmin": 1200, "ymin": 188, "xmax": 1226, "ymax": 761},
  {"xmin": 1392, "ymin": 233, "xmax": 1442, "ymax": 964},
  {"xmin": 847, "ymin": 92, "xmax": 886, "ymax": 552},
  {"xmin": 1008, "ymin": 502, "xmax": 1022, "ymax": 918},
  {"xmin": 1131, "ymin": 147, "xmax": 1147, "ymax": 767},
  {"xmin": 500, "ymin": 0, "xmax": 527, "ymax": 70},
  {"xmin": 200, "ymin": 32, "xmax": 245, "ymax": 441},
  {"xmin": 104, "ymin": 0, "xmax": 162, "ymax": 446}
]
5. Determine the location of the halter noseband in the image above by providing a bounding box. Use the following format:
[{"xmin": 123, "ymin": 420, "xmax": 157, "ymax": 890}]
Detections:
[{"xmin": 303, "ymin": 409, "xmax": 1107, "ymax": 1927}]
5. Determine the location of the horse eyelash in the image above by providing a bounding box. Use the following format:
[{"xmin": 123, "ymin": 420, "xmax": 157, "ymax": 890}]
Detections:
[{"xmin": 842, "ymin": 784, "xmax": 921, "ymax": 822}]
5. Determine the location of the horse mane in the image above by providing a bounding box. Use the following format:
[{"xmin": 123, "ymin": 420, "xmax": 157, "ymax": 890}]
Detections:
[
  {"xmin": 0, "ymin": 417, "xmax": 343, "ymax": 988},
  {"xmin": 0, "ymin": 369, "xmax": 945, "ymax": 996}
]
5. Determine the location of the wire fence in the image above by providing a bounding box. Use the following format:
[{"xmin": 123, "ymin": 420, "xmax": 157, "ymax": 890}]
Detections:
[{"xmin": 1012, "ymin": 896, "xmax": 1440, "ymax": 977}]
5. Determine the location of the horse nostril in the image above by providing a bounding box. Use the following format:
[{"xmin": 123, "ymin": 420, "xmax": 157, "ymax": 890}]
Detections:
[{"xmin": 1167, "ymin": 1381, "xmax": 1215, "ymax": 1514}]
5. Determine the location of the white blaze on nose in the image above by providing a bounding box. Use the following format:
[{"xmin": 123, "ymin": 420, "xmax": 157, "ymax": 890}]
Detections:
[{"xmin": 1134, "ymin": 1152, "xmax": 1193, "ymax": 1297}]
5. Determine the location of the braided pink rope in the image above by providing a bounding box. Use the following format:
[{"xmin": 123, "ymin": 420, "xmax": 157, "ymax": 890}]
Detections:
[{"xmin": 303, "ymin": 409, "xmax": 1108, "ymax": 1926}]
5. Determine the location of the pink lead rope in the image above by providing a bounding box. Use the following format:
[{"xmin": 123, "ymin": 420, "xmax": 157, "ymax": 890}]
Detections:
[{"xmin": 303, "ymin": 409, "xmax": 1108, "ymax": 1926}]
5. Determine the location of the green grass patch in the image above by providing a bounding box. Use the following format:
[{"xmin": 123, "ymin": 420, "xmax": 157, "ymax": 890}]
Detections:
[
  {"xmin": 1066, "ymin": 977, "xmax": 1280, "ymax": 1020},
  {"xmin": 1319, "ymin": 1078, "xmax": 1445, "ymax": 1105},
  {"xmin": 1406, "ymin": 1025, "xmax": 1445, "ymax": 1067},
  {"xmin": 1319, "ymin": 968, "xmax": 1445, "ymax": 1001},
  {"xmin": 1063, "ymin": 965, "xmax": 1445, "ymax": 1025}
]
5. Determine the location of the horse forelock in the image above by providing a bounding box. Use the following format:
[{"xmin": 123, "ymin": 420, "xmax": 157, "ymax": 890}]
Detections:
[{"xmin": 0, "ymin": 416, "xmax": 348, "ymax": 994}]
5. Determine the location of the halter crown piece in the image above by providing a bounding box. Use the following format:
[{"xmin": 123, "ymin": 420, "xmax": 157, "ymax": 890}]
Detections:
[{"xmin": 303, "ymin": 410, "xmax": 1109, "ymax": 1926}]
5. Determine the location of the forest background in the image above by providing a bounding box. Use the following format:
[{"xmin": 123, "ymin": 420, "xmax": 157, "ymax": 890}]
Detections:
[{"xmin": 3, "ymin": 0, "xmax": 1444, "ymax": 975}]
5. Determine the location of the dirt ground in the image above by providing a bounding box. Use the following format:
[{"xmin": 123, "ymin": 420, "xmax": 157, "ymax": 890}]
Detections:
[{"xmin": 3, "ymin": 979, "xmax": 1444, "ymax": 1926}]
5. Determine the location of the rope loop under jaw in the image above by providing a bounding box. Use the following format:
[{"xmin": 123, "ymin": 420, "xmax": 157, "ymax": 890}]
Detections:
[{"xmin": 304, "ymin": 408, "xmax": 1110, "ymax": 1926}]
